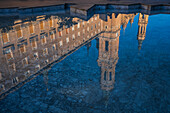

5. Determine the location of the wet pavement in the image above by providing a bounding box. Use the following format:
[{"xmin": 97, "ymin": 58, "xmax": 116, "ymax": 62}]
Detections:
[{"xmin": 0, "ymin": 9, "xmax": 170, "ymax": 113}]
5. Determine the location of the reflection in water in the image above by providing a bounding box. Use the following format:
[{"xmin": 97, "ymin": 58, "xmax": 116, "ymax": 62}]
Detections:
[
  {"xmin": 0, "ymin": 12, "xmax": 149, "ymax": 99},
  {"xmin": 137, "ymin": 13, "xmax": 149, "ymax": 50},
  {"xmin": 97, "ymin": 13, "xmax": 121, "ymax": 92},
  {"xmin": 0, "ymin": 10, "xmax": 169, "ymax": 113},
  {"xmin": 97, "ymin": 14, "xmax": 120, "ymax": 109}
]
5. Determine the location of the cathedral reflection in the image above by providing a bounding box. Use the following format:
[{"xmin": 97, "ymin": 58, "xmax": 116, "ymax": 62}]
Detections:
[
  {"xmin": 97, "ymin": 13, "xmax": 138, "ymax": 91},
  {"xmin": 97, "ymin": 13, "xmax": 120, "ymax": 91},
  {"xmin": 137, "ymin": 13, "xmax": 149, "ymax": 50},
  {"xmin": 96, "ymin": 13, "xmax": 148, "ymax": 109},
  {"xmin": 0, "ymin": 12, "xmax": 148, "ymax": 98}
]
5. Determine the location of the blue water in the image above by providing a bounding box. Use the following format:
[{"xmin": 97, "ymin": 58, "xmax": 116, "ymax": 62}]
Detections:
[{"xmin": 0, "ymin": 14, "xmax": 170, "ymax": 113}]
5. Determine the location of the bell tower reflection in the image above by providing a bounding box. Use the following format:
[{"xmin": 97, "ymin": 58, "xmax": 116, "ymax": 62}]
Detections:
[
  {"xmin": 97, "ymin": 37, "xmax": 119, "ymax": 91},
  {"xmin": 137, "ymin": 13, "xmax": 149, "ymax": 50},
  {"xmin": 97, "ymin": 13, "xmax": 120, "ymax": 91}
]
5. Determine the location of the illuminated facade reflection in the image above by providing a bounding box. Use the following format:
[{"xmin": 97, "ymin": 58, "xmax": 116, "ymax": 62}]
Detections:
[
  {"xmin": 0, "ymin": 13, "xmax": 147, "ymax": 98},
  {"xmin": 97, "ymin": 13, "xmax": 120, "ymax": 91},
  {"xmin": 0, "ymin": 14, "xmax": 102, "ymax": 95},
  {"xmin": 137, "ymin": 13, "xmax": 149, "ymax": 50},
  {"xmin": 97, "ymin": 13, "xmax": 137, "ymax": 91}
]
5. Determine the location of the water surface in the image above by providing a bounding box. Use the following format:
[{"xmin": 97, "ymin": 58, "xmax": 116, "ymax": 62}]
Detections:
[{"xmin": 0, "ymin": 13, "xmax": 170, "ymax": 113}]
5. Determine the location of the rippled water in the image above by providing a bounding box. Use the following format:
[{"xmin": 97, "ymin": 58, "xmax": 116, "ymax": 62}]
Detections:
[{"xmin": 0, "ymin": 13, "xmax": 170, "ymax": 113}]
